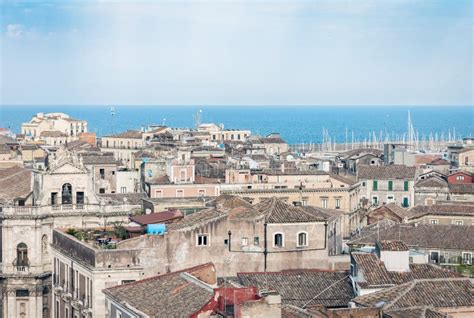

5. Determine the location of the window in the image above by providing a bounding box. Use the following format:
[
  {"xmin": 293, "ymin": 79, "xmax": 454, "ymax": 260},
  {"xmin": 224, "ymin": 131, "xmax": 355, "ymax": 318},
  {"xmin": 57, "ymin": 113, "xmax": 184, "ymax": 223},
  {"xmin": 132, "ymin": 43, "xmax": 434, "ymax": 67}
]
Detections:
[
  {"xmin": 274, "ymin": 233, "xmax": 284, "ymax": 248},
  {"xmin": 224, "ymin": 239, "xmax": 229, "ymax": 246},
  {"xmin": 197, "ymin": 234, "xmax": 209, "ymax": 246},
  {"xmin": 241, "ymin": 237, "xmax": 248, "ymax": 246},
  {"xmin": 387, "ymin": 196, "xmax": 394, "ymax": 203},
  {"xmin": 453, "ymin": 220, "xmax": 464, "ymax": 226},
  {"xmin": 402, "ymin": 197, "xmax": 409, "ymax": 207},
  {"xmin": 430, "ymin": 219, "xmax": 439, "ymax": 225},
  {"xmin": 180, "ymin": 170, "xmax": 186, "ymax": 181},
  {"xmin": 372, "ymin": 196, "xmax": 378, "ymax": 205},
  {"xmin": 16, "ymin": 289, "xmax": 29, "ymax": 297},
  {"xmin": 321, "ymin": 198, "xmax": 328, "ymax": 209},
  {"xmin": 176, "ymin": 189, "xmax": 184, "ymax": 198},
  {"xmin": 254, "ymin": 237, "xmax": 260, "ymax": 245},
  {"xmin": 76, "ymin": 192, "xmax": 84, "ymax": 205},
  {"xmin": 362, "ymin": 181, "xmax": 366, "ymax": 187},
  {"xmin": 198, "ymin": 189, "xmax": 206, "ymax": 197},
  {"xmin": 335, "ymin": 198, "xmax": 341, "ymax": 209},
  {"xmin": 373, "ymin": 180, "xmax": 378, "ymax": 190},
  {"xmin": 16, "ymin": 243, "xmax": 28, "ymax": 267},
  {"xmin": 99, "ymin": 168, "xmax": 105, "ymax": 179},
  {"xmin": 404, "ymin": 180, "xmax": 409, "ymax": 191},
  {"xmin": 18, "ymin": 199, "xmax": 25, "ymax": 206},
  {"xmin": 61, "ymin": 183, "xmax": 73, "ymax": 204},
  {"xmin": 155, "ymin": 190, "xmax": 163, "ymax": 198},
  {"xmin": 121, "ymin": 187, "xmax": 127, "ymax": 194},
  {"xmin": 430, "ymin": 251, "xmax": 439, "ymax": 263},
  {"xmin": 297, "ymin": 232, "xmax": 308, "ymax": 247},
  {"xmin": 121, "ymin": 280, "xmax": 135, "ymax": 285},
  {"xmin": 51, "ymin": 192, "xmax": 58, "ymax": 206},
  {"xmin": 99, "ymin": 188, "xmax": 105, "ymax": 194},
  {"xmin": 388, "ymin": 180, "xmax": 393, "ymax": 191},
  {"xmin": 462, "ymin": 252, "xmax": 472, "ymax": 265}
]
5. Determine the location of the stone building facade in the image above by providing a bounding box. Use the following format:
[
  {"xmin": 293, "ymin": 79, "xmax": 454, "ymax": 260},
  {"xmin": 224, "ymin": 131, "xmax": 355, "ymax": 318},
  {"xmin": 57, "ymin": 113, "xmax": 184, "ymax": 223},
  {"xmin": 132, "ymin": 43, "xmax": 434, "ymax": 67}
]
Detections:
[
  {"xmin": 0, "ymin": 152, "xmax": 135, "ymax": 318},
  {"xmin": 50, "ymin": 196, "xmax": 331, "ymax": 318}
]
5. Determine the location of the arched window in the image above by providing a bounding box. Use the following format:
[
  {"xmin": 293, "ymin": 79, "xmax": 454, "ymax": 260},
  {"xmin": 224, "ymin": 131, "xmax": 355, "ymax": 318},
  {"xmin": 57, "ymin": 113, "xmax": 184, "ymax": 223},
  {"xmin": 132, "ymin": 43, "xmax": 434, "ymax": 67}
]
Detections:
[
  {"xmin": 61, "ymin": 183, "xmax": 72, "ymax": 204},
  {"xmin": 17, "ymin": 243, "xmax": 28, "ymax": 266},
  {"xmin": 274, "ymin": 233, "xmax": 284, "ymax": 248},
  {"xmin": 297, "ymin": 232, "xmax": 308, "ymax": 247}
]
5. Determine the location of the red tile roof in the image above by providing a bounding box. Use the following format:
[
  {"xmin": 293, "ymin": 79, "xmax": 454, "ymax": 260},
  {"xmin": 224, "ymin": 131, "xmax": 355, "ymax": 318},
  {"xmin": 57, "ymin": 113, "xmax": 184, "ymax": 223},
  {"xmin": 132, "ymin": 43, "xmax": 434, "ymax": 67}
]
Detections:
[{"xmin": 129, "ymin": 209, "xmax": 183, "ymax": 225}]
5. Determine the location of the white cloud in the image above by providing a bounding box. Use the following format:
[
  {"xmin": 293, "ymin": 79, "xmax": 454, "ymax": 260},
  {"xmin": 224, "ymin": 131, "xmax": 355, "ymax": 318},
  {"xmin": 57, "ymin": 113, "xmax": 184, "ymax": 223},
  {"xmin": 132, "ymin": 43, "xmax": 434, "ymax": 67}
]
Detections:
[{"xmin": 6, "ymin": 24, "xmax": 25, "ymax": 38}]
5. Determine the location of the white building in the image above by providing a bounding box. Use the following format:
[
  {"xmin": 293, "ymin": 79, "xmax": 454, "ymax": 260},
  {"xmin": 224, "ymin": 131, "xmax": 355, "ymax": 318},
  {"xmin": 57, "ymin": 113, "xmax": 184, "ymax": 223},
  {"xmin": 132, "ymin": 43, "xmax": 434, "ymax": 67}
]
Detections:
[{"xmin": 21, "ymin": 113, "xmax": 88, "ymax": 141}]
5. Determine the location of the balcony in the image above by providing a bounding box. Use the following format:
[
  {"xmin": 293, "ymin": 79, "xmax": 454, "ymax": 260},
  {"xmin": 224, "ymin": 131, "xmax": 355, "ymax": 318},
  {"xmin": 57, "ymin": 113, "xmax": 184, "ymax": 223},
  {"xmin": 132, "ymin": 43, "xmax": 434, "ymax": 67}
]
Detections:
[
  {"xmin": 1, "ymin": 203, "xmax": 131, "ymax": 216},
  {"xmin": 12, "ymin": 259, "xmax": 30, "ymax": 273}
]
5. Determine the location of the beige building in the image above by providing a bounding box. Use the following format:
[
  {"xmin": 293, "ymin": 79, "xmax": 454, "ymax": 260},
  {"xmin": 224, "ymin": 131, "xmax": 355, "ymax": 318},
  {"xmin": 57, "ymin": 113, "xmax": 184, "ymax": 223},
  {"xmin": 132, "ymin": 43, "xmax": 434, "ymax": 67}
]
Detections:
[
  {"xmin": 222, "ymin": 185, "xmax": 361, "ymax": 239},
  {"xmin": 100, "ymin": 131, "xmax": 147, "ymax": 169},
  {"xmin": 198, "ymin": 123, "xmax": 251, "ymax": 144},
  {"xmin": 50, "ymin": 196, "xmax": 331, "ymax": 317},
  {"xmin": 358, "ymin": 165, "xmax": 416, "ymax": 208},
  {"xmin": 225, "ymin": 169, "xmax": 353, "ymax": 191},
  {"xmin": 408, "ymin": 203, "xmax": 474, "ymax": 226},
  {"xmin": 21, "ymin": 113, "xmax": 87, "ymax": 141}
]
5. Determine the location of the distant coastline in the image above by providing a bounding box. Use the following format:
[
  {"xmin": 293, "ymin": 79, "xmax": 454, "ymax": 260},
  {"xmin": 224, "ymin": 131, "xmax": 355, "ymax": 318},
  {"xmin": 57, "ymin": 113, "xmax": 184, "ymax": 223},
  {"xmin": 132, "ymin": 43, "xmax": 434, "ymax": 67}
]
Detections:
[{"xmin": 1, "ymin": 105, "xmax": 472, "ymax": 144}]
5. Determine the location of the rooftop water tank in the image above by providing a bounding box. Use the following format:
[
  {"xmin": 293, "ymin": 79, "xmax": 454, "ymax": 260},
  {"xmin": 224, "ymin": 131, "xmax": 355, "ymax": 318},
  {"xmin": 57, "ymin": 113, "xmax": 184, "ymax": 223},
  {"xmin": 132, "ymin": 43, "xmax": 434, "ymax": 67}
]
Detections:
[{"xmin": 146, "ymin": 223, "xmax": 166, "ymax": 235}]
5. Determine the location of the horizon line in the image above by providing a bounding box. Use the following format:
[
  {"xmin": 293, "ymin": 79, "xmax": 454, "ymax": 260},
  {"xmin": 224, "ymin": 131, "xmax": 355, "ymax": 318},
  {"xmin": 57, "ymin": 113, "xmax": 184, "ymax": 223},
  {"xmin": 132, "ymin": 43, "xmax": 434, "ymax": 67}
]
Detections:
[{"xmin": 1, "ymin": 104, "xmax": 473, "ymax": 108}]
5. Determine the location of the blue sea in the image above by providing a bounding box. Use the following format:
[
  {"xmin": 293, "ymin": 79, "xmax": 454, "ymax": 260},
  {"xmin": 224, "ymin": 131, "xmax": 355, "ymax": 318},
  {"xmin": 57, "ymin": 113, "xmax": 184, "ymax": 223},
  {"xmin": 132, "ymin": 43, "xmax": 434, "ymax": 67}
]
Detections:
[{"xmin": 0, "ymin": 105, "xmax": 472, "ymax": 145}]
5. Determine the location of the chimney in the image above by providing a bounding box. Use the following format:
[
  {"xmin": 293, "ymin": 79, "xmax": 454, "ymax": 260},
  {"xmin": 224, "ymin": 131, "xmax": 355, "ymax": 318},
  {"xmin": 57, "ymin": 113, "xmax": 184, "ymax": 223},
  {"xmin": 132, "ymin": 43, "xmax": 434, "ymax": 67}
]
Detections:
[{"xmin": 376, "ymin": 240, "xmax": 410, "ymax": 272}]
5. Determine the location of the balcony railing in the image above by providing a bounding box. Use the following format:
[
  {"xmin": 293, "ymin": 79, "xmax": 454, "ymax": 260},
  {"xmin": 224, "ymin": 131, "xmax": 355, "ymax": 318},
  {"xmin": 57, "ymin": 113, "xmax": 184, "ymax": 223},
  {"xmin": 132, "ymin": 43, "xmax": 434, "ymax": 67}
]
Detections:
[
  {"xmin": 1, "ymin": 203, "xmax": 131, "ymax": 216},
  {"xmin": 12, "ymin": 259, "xmax": 30, "ymax": 273}
]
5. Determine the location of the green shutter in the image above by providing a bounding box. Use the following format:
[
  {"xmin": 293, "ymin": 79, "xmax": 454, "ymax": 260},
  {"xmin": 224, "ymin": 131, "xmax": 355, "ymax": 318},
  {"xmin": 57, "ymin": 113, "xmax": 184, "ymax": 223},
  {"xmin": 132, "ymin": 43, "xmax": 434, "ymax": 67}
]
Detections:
[
  {"xmin": 388, "ymin": 180, "xmax": 393, "ymax": 191},
  {"xmin": 404, "ymin": 181, "xmax": 409, "ymax": 191},
  {"xmin": 403, "ymin": 197, "xmax": 409, "ymax": 207},
  {"xmin": 373, "ymin": 180, "xmax": 378, "ymax": 190}
]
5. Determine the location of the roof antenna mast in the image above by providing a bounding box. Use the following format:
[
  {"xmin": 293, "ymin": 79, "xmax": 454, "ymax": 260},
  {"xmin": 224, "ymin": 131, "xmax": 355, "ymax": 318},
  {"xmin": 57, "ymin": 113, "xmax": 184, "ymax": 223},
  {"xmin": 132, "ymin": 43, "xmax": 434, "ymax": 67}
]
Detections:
[{"xmin": 110, "ymin": 106, "xmax": 116, "ymax": 134}]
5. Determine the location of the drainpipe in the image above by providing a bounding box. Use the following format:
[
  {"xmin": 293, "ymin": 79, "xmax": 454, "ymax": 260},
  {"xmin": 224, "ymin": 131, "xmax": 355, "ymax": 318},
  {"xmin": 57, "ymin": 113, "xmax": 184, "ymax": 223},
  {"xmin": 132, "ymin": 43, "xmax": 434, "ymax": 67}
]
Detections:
[
  {"xmin": 227, "ymin": 230, "xmax": 232, "ymax": 252},
  {"xmin": 264, "ymin": 223, "xmax": 268, "ymax": 272}
]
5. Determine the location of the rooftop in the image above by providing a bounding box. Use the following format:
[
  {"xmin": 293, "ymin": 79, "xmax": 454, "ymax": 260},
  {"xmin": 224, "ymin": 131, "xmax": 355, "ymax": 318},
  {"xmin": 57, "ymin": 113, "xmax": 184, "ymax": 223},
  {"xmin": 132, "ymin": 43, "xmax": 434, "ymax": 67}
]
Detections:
[
  {"xmin": 377, "ymin": 240, "xmax": 409, "ymax": 251},
  {"xmin": 357, "ymin": 165, "xmax": 417, "ymax": 180},
  {"xmin": 348, "ymin": 223, "xmax": 474, "ymax": 251},
  {"xmin": 351, "ymin": 252, "xmax": 459, "ymax": 289},
  {"xmin": 129, "ymin": 209, "xmax": 183, "ymax": 226},
  {"xmin": 409, "ymin": 203, "xmax": 474, "ymax": 219},
  {"xmin": 237, "ymin": 270, "xmax": 354, "ymax": 308},
  {"xmin": 353, "ymin": 278, "xmax": 473, "ymax": 310},
  {"xmin": 105, "ymin": 130, "xmax": 143, "ymax": 139},
  {"xmin": 0, "ymin": 166, "xmax": 32, "ymax": 203},
  {"xmin": 103, "ymin": 263, "xmax": 216, "ymax": 317}
]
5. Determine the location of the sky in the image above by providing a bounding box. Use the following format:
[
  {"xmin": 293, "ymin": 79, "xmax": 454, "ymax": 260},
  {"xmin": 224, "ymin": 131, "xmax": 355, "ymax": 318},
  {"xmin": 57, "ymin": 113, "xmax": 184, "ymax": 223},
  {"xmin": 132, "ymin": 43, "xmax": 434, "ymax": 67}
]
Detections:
[{"xmin": 0, "ymin": 0, "xmax": 473, "ymax": 106}]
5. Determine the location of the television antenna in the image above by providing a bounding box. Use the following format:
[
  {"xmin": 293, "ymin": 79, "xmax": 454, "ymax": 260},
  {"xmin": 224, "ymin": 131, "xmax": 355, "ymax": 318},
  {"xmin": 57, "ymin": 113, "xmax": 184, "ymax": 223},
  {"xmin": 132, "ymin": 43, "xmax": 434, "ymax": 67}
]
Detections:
[{"xmin": 110, "ymin": 106, "xmax": 116, "ymax": 134}]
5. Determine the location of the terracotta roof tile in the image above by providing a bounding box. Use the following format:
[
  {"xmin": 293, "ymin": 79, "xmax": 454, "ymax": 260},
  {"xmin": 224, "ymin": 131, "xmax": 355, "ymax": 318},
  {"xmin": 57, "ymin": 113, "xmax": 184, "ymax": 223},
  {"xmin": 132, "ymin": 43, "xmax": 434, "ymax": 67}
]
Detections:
[
  {"xmin": 0, "ymin": 166, "xmax": 32, "ymax": 202},
  {"xmin": 237, "ymin": 270, "xmax": 354, "ymax": 308},
  {"xmin": 353, "ymin": 279, "xmax": 473, "ymax": 310},
  {"xmin": 255, "ymin": 197, "xmax": 326, "ymax": 223},
  {"xmin": 358, "ymin": 165, "xmax": 416, "ymax": 180},
  {"xmin": 348, "ymin": 224, "xmax": 474, "ymax": 251},
  {"xmin": 130, "ymin": 209, "xmax": 183, "ymax": 225},
  {"xmin": 103, "ymin": 263, "xmax": 215, "ymax": 317}
]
